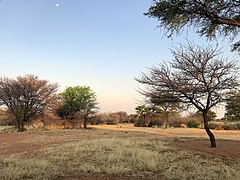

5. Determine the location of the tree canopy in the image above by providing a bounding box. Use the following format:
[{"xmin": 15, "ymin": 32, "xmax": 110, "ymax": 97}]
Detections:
[
  {"xmin": 135, "ymin": 105, "xmax": 163, "ymax": 127},
  {"xmin": 146, "ymin": 92, "xmax": 180, "ymax": 128},
  {"xmin": 145, "ymin": 0, "xmax": 240, "ymax": 51},
  {"xmin": 136, "ymin": 43, "xmax": 239, "ymax": 147},
  {"xmin": 0, "ymin": 75, "xmax": 58, "ymax": 131},
  {"xmin": 225, "ymin": 90, "xmax": 240, "ymax": 121},
  {"xmin": 192, "ymin": 110, "xmax": 217, "ymax": 122},
  {"xmin": 57, "ymin": 86, "xmax": 98, "ymax": 128}
]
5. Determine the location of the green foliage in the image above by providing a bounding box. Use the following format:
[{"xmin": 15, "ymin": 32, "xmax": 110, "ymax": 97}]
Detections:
[
  {"xmin": 135, "ymin": 105, "xmax": 164, "ymax": 127},
  {"xmin": 186, "ymin": 119, "xmax": 200, "ymax": 128},
  {"xmin": 134, "ymin": 119, "xmax": 146, "ymax": 127},
  {"xmin": 193, "ymin": 110, "xmax": 217, "ymax": 121},
  {"xmin": 145, "ymin": 0, "xmax": 240, "ymax": 51},
  {"xmin": 57, "ymin": 86, "xmax": 98, "ymax": 128},
  {"xmin": 105, "ymin": 119, "xmax": 117, "ymax": 125},
  {"xmin": 225, "ymin": 90, "xmax": 240, "ymax": 121},
  {"xmin": 135, "ymin": 105, "xmax": 163, "ymax": 120}
]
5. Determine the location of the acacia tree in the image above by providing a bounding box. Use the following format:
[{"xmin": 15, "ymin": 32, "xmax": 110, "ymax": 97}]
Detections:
[
  {"xmin": 136, "ymin": 43, "xmax": 239, "ymax": 148},
  {"xmin": 57, "ymin": 86, "xmax": 98, "ymax": 128},
  {"xmin": 145, "ymin": 0, "xmax": 240, "ymax": 51},
  {"xmin": 225, "ymin": 90, "xmax": 240, "ymax": 121},
  {"xmin": 147, "ymin": 92, "xmax": 180, "ymax": 128},
  {"xmin": 135, "ymin": 105, "xmax": 163, "ymax": 127},
  {"xmin": 0, "ymin": 75, "xmax": 58, "ymax": 132},
  {"xmin": 193, "ymin": 110, "xmax": 217, "ymax": 122}
]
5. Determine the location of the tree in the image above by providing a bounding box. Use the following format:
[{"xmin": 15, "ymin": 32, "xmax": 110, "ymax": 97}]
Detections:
[
  {"xmin": 145, "ymin": 0, "xmax": 240, "ymax": 51},
  {"xmin": 136, "ymin": 43, "xmax": 239, "ymax": 147},
  {"xmin": 57, "ymin": 86, "xmax": 98, "ymax": 128},
  {"xmin": 147, "ymin": 92, "xmax": 180, "ymax": 128},
  {"xmin": 192, "ymin": 110, "xmax": 217, "ymax": 122},
  {"xmin": 225, "ymin": 90, "xmax": 240, "ymax": 121},
  {"xmin": 135, "ymin": 105, "xmax": 163, "ymax": 127},
  {"xmin": 116, "ymin": 111, "xmax": 129, "ymax": 123},
  {"xmin": 0, "ymin": 75, "xmax": 58, "ymax": 132}
]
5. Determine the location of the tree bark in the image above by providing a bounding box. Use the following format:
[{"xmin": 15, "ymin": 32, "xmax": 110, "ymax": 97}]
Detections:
[
  {"xmin": 203, "ymin": 112, "xmax": 216, "ymax": 148},
  {"xmin": 17, "ymin": 119, "xmax": 26, "ymax": 132},
  {"xmin": 16, "ymin": 119, "xmax": 21, "ymax": 132},
  {"xmin": 83, "ymin": 117, "xmax": 87, "ymax": 129},
  {"xmin": 164, "ymin": 111, "xmax": 169, "ymax": 129}
]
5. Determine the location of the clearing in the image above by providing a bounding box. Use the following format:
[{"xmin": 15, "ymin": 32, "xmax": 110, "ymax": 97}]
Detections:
[{"xmin": 0, "ymin": 124, "xmax": 240, "ymax": 180}]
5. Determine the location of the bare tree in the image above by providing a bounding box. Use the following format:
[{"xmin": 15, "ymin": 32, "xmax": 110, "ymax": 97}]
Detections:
[
  {"xmin": 136, "ymin": 43, "xmax": 239, "ymax": 148},
  {"xmin": 0, "ymin": 75, "xmax": 58, "ymax": 132}
]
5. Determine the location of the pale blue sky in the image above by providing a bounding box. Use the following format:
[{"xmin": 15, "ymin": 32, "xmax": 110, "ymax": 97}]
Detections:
[{"xmin": 0, "ymin": 0, "xmax": 231, "ymax": 115}]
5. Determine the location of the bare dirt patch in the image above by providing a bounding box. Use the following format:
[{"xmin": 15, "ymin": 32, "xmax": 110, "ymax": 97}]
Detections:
[
  {"xmin": 170, "ymin": 139, "xmax": 240, "ymax": 159},
  {"xmin": 92, "ymin": 124, "xmax": 240, "ymax": 159},
  {"xmin": 0, "ymin": 129, "xmax": 156, "ymax": 156},
  {"xmin": 1, "ymin": 126, "xmax": 240, "ymax": 159}
]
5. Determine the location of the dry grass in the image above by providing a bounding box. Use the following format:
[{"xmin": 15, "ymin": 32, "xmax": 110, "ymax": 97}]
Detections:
[
  {"xmin": 91, "ymin": 124, "xmax": 240, "ymax": 140},
  {"xmin": 1, "ymin": 136, "xmax": 240, "ymax": 180}
]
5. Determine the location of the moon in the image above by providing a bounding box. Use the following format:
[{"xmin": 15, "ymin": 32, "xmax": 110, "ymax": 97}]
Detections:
[{"xmin": 56, "ymin": 3, "xmax": 60, "ymax": 7}]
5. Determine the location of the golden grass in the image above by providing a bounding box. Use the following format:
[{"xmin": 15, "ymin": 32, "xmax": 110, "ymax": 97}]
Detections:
[
  {"xmin": 91, "ymin": 124, "xmax": 240, "ymax": 140},
  {"xmin": 1, "ymin": 136, "xmax": 240, "ymax": 180}
]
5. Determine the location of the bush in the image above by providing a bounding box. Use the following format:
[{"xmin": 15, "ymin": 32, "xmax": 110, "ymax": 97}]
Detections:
[
  {"xmin": 105, "ymin": 119, "xmax": 117, "ymax": 125},
  {"xmin": 134, "ymin": 119, "xmax": 146, "ymax": 127},
  {"xmin": 147, "ymin": 119, "xmax": 165, "ymax": 127},
  {"xmin": 129, "ymin": 119, "xmax": 137, "ymax": 124},
  {"xmin": 236, "ymin": 123, "xmax": 240, "ymax": 130},
  {"xmin": 186, "ymin": 119, "xmax": 200, "ymax": 128},
  {"xmin": 0, "ymin": 119, "xmax": 16, "ymax": 126},
  {"xmin": 208, "ymin": 122, "xmax": 224, "ymax": 130},
  {"xmin": 223, "ymin": 123, "xmax": 235, "ymax": 130},
  {"xmin": 169, "ymin": 118, "xmax": 185, "ymax": 128},
  {"xmin": 89, "ymin": 118, "xmax": 104, "ymax": 125},
  {"xmin": 223, "ymin": 122, "xmax": 240, "ymax": 130}
]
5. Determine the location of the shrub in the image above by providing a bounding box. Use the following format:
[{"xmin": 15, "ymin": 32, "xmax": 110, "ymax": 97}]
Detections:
[
  {"xmin": 134, "ymin": 119, "xmax": 146, "ymax": 127},
  {"xmin": 223, "ymin": 122, "xmax": 240, "ymax": 130},
  {"xmin": 105, "ymin": 119, "xmax": 117, "ymax": 125},
  {"xmin": 0, "ymin": 119, "xmax": 16, "ymax": 126},
  {"xmin": 146, "ymin": 119, "xmax": 165, "ymax": 127},
  {"xmin": 236, "ymin": 123, "xmax": 240, "ymax": 130},
  {"xmin": 89, "ymin": 118, "xmax": 104, "ymax": 125},
  {"xmin": 169, "ymin": 117, "xmax": 186, "ymax": 128},
  {"xmin": 223, "ymin": 123, "xmax": 235, "ymax": 130},
  {"xmin": 129, "ymin": 119, "xmax": 136, "ymax": 124},
  {"xmin": 186, "ymin": 119, "xmax": 200, "ymax": 128},
  {"xmin": 208, "ymin": 122, "xmax": 224, "ymax": 130}
]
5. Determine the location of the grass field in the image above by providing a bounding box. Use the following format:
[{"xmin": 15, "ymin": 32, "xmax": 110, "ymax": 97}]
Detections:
[{"xmin": 0, "ymin": 125, "xmax": 240, "ymax": 180}]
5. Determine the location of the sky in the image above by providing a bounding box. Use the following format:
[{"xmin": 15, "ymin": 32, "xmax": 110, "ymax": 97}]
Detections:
[{"xmin": 0, "ymin": 0, "xmax": 233, "ymax": 116}]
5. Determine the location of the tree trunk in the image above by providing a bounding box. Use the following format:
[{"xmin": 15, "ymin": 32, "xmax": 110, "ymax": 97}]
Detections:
[
  {"xmin": 16, "ymin": 119, "xmax": 21, "ymax": 132},
  {"xmin": 17, "ymin": 119, "xmax": 25, "ymax": 132},
  {"xmin": 203, "ymin": 111, "xmax": 216, "ymax": 148},
  {"xmin": 83, "ymin": 117, "xmax": 87, "ymax": 129},
  {"xmin": 164, "ymin": 111, "xmax": 169, "ymax": 129}
]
